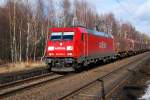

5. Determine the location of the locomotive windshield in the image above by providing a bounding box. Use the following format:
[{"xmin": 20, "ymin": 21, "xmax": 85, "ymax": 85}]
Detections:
[
  {"xmin": 63, "ymin": 32, "xmax": 74, "ymax": 40},
  {"xmin": 50, "ymin": 32, "xmax": 74, "ymax": 40},
  {"xmin": 50, "ymin": 32, "xmax": 62, "ymax": 40}
]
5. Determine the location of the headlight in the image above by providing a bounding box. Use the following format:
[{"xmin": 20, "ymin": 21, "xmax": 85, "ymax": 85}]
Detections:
[
  {"xmin": 67, "ymin": 46, "xmax": 73, "ymax": 50},
  {"xmin": 49, "ymin": 53, "xmax": 54, "ymax": 56},
  {"xmin": 48, "ymin": 46, "xmax": 54, "ymax": 51},
  {"xmin": 67, "ymin": 53, "xmax": 72, "ymax": 56}
]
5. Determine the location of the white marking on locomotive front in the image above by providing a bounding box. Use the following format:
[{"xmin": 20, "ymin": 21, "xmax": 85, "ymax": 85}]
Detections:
[
  {"xmin": 48, "ymin": 46, "xmax": 54, "ymax": 51},
  {"xmin": 67, "ymin": 46, "xmax": 73, "ymax": 50},
  {"xmin": 60, "ymin": 42, "xmax": 62, "ymax": 46},
  {"xmin": 56, "ymin": 53, "xmax": 64, "ymax": 55},
  {"xmin": 69, "ymin": 53, "xmax": 72, "ymax": 55},
  {"xmin": 55, "ymin": 47, "xmax": 66, "ymax": 50}
]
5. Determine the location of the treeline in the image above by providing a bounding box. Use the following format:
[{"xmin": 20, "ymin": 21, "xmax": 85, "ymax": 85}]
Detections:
[{"xmin": 0, "ymin": 0, "xmax": 149, "ymax": 63}]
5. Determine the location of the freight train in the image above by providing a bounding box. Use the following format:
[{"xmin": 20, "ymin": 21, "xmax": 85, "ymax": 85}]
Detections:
[{"xmin": 44, "ymin": 27, "xmax": 149, "ymax": 72}]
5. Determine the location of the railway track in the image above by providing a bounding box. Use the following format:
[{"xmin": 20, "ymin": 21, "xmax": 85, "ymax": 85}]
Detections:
[
  {"xmin": 0, "ymin": 72, "xmax": 66, "ymax": 98},
  {"xmin": 0, "ymin": 67, "xmax": 49, "ymax": 85},
  {"xmin": 0, "ymin": 52, "xmax": 149, "ymax": 99},
  {"xmin": 59, "ymin": 52, "xmax": 149, "ymax": 100}
]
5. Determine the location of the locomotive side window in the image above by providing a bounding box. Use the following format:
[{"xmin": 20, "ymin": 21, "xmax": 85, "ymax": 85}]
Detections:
[
  {"xmin": 50, "ymin": 32, "xmax": 62, "ymax": 40},
  {"xmin": 104, "ymin": 34, "xmax": 109, "ymax": 38},
  {"xmin": 82, "ymin": 33, "xmax": 84, "ymax": 41},
  {"xmin": 63, "ymin": 32, "xmax": 74, "ymax": 40}
]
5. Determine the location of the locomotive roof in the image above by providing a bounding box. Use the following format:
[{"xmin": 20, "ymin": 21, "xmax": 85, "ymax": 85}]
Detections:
[
  {"xmin": 78, "ymin": 27, "xmax": 114, "ymax": 38},
  {"xmin": 50, "ymin": 26, "xmax": 114, "ymax": 38}
]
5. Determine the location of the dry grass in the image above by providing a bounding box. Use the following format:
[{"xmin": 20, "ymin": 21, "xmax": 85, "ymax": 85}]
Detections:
[
  {"xmin": 0, "ymin": 61, "xmax": 47, "ymax": 74},
  {"xmin": 0, "ymin": 59, "xmax": 6, "ymax": 65}
]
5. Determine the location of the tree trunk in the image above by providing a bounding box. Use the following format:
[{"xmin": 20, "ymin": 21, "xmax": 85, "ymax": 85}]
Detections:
[
  {"xmin": 33, "ymin": 28, "xmax": 37, "ymax": 62},
  {"xmin": 9, "ymin": 7, "xmax": 13, "ymax": 62},
  {"xmin": 19, "ymin": 19, "xmax": 22, "ymax": 62},
  {"xmin": 26, "ymin": 22, "xmax": 30, "ymax": 62},
  {"xmin": 13, "ymin": 1, "xmax": 17, "ymax": 62}
]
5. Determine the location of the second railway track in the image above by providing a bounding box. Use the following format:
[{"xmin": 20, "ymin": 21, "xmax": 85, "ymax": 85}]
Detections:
[{"xmin": 59, "ymin": 52, "xmax": 150, "ymax": 100}]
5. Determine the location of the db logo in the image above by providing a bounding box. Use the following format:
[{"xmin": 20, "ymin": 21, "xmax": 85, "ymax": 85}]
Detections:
[
  {"xmin": 99, "ymin": 41, "xmax": 107, "ymax": 48},
  {"xmin": 60, "ymin": 42, "xmax": 63, "ymax": 46}
]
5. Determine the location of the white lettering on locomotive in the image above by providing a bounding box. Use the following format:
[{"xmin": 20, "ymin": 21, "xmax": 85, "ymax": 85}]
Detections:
[
  {"xmin": 55, "ymin": 47, "xmax": 66, "ymax": 50},
  {"xmin": 60, "ymin": 42, "xmax": 63, "ymax": 46},
  {"xmin": 99, "ymin": 41, "xmax": 107, "ymax": 48},
  {"xmin": 56, "ymin": 53, "xmax": 65, "ymax": 55}
]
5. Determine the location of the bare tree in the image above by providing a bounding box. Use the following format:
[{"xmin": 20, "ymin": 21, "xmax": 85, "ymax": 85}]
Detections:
[
  {"xmin": 12, "ymin": 0, "xmax": 17, "ymax": 62},
  {"xmin": 32, "ymin": 0, "xmax": 45, "ymax": 61},
  {"xmin": 25, "ymin": 0, "xmax": 32, "ymax": 62},
  {"xmin": 0, "ymin": 0, "xmax": 149, "ymax": 64},
  {"xmin": 61, "ymin": 0, "xmax": 72, "ymax": 27},
  {"xmin": 73, "ymin": 0, "xmax": 97, "ymax": 28},
  {"xmin": 19, "ymin": 18, "xmax": 22, "ymax": 62}
]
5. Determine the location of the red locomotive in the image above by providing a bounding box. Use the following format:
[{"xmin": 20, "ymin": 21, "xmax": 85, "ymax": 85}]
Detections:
[{"xmin": 44, "ymin": 26, "xmax": 149, "ymax": 72}]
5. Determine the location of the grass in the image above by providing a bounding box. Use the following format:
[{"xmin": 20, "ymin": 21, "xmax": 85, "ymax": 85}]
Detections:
[{"xmin": 0, "ymin": 61, "xmax": 47, "ymax": 74}]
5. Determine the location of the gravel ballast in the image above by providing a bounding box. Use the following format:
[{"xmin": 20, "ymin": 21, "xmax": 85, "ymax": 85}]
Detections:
[{"xmin": 2, "ymin": 52, "xmax": 150, "ymax": 100}]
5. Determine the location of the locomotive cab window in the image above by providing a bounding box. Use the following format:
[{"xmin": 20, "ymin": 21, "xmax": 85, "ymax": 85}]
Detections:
[
  {"xmin": 50, "ymin": 32, "xmax": 62, "ymax": 40},
  {"xmin": 63, "ymin": 32, "xmax": 74, "ymax": 40}
]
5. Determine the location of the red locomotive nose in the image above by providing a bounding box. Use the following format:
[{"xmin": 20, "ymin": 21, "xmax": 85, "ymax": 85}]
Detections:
[
  {"xmin": 47, "ymin": 44, "xmax": 74, "ymax": 57},
  {"xmin": 44, "ymin": 27, "xmax": 117, "ymax": 72},
  {"xmin": 46, "ymin": 31, "xmax": 75, "ymax": 58}
]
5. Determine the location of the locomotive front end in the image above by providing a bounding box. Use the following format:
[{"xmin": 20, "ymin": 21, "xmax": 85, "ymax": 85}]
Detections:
[{"xmin": 45, "ymin": 28, "xmax": 78, "ymax": 72}]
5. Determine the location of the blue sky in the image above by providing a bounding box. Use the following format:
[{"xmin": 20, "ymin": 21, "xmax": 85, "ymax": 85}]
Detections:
[
  {"xmin": 86, "ymin": 0, "xmax": 150, "ymax": 36},
  {"xmin": 0, "ymin": 0, "xmax": 150, "ymax": 36}
]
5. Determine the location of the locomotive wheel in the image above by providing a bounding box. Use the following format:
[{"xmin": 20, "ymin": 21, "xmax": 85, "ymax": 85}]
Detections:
[
  {"xmin": 48, "ymin": 63, "xmax": 52, "ymax": 71},
  {"xmin": 74, "ymin": 64, "xmax": 82, "ymax": 72}
]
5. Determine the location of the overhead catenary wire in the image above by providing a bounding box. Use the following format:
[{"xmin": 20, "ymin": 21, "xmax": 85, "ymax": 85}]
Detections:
[
  {"xmin": 116, "ymin": 0, "xmax": 144, "ymax": 25},
  {"xmin": 116, "ymin": 0, "xmax": 133, "ymax": 17}
]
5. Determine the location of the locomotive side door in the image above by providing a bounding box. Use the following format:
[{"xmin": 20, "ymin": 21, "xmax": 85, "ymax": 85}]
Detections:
[{"xmin": 83, "ymin": 33, "xmax": 89, "ymax": 59}]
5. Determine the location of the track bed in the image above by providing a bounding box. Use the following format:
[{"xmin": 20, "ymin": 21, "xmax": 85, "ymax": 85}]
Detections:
[{"xmin": 1, "ymin": 52, "xmax": 150, "ymax": 100}]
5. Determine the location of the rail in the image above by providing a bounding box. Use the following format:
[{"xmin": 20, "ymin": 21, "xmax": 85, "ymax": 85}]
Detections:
[
  {"xmin": 0, "ymin": 73, "xmax": 65, "ymax": 97},
  {"xmin": 59, "ymin": 52, "xmax": 146, "ymax": 100}
]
